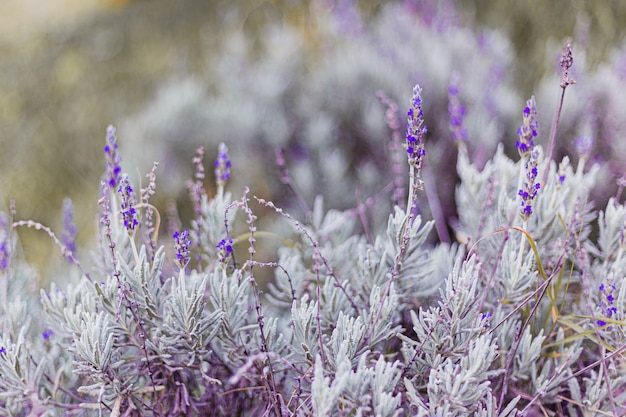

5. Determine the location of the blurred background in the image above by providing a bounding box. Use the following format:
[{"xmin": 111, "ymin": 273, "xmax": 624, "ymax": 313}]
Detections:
[{"xmin": 2, "ymin": 0, "xmax": 626, "ymax": 274}]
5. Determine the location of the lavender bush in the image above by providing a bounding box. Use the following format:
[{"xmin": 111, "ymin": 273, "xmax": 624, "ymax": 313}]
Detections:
[{"xmin": 1, "ymin": 41, "xmax": 626, "ymax": 417}]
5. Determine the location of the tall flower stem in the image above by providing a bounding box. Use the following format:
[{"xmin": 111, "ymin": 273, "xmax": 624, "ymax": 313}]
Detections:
[{"xmin": 544, "ymin": 43, "xmax": 575, "ymax": 183}]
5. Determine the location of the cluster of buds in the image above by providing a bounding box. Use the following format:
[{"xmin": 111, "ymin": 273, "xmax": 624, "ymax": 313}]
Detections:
[
  {"xmin": 448, "ymin": 74, "xmax": 468, "ymax": 144},
  {"xmin": 173, "ymin": 229, "xmax": 192, "ymax": 269},
  {"xmin": 405, "ymin": 84, "xmax": 427, "ymax": 189},
  {"xmin": 118, "ymin": 174, "xmax": 139, "ymax": 232},
  {"xmin": 597, "ymin": 280, "xmax": 617, "ymax": 327},
  {"xmin": 104, "ymin": 125, "xmax": 122, "ymax": 189},
  {"xmin": 516, "ymin": 96, "xmax": 538, "ymax": 157},
  {"xmin": 518, "ymin": 147, "xmax": 541, "ymax": 221}
]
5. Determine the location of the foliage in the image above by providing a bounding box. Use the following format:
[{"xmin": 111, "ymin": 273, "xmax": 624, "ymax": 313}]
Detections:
[{"xmin": 1, "ymin": 8, "xmax": 626, "ymax": 417}]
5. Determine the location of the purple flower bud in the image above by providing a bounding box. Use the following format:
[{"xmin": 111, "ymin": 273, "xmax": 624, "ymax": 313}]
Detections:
[
  {"xmin": 214, "ymin": 143, "xmax": 232, "ymax": 189},
  {"xmin": 406, "ymin": 85, "xmax": 427, "ymax": 167},
  {"xmin": 516, "ymin": 96, "xmax": 538, "ymax": 157},
  {"xmin": 0, "ymin": 346, "xmax": 5, "ymax": 354},
  {"xmin": 448, "ymin": 74, "xmax": 468, "ymax": 144},
  {"xmin": 42, "ymin": 329, "xmax": 53, "ymax": 340},
  {"xmin": 217, "ymin": 237, "xmax": 234, "ymax": 266},
  {"xmin": 574, "ymin": 136, "xmax": 594, "ymax": 159},
  {"xmin": 0, "ymin": 212, "xmax": 11, "ymax": 273},
  {"xmin": 61, "ymin": 198, "xmax": 77, "ymax": 258},
  {"xmin": 173, "ymin": 229, "xmax": 192, "ymax": 268},
  {"xmin": 518, "ymin": 147, "xmax": 541, "ymax": 221},
  {"xmin": 104, "ymin": 125, "xmax": 122, "ymax": 190},
  {"xmin": 597, "ymin": 280, "xmax": 617, "ymax": 327},
  {"xmin": 118, "ymin": 174, "xmax": 138, "ymax": 232}
]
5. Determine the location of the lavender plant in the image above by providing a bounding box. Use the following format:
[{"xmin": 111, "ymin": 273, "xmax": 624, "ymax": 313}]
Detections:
[{"xmin": 1, "ymin": 43, "xmax": 626, "ymax": 417}]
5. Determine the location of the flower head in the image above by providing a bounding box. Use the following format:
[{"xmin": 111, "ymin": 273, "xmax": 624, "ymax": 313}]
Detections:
[
  {"xmin": 448, "ymin": 74, "xmax": 468, "ymax": 144},
  {"xmin": 187, "ymin": 146, "xmax": 207, "ymax": 215},
  {"xmin": 574, "ymin": 135, "xmax": 594, "ymax": 160},
  {"xmin": 173, "ymin": 229, "xmax": 192, "ymax": 269},
  {"xmin": 61, "ymin": 198, "xmax": 77, "ymax": 258},
  {"xmin": 217, "ymin": 237, "xmax": 234, "ymax": 266},
  {"xmin": 104, "ymin": 125, "xmax": 122, "ymax": 190},
  {"xmin": 597, "ymin": 280, "xmax": 617, "ymax": 327},
  {"xmin": 405, "ymin": 84, "xmax": 427, "ymax": 171},
  {"xmin": 118, "ymin": 174, "xmax": 138, "ymax": 232},
  {"xmin": 516, "ymin": 96, "xmax": 538, "ymax": 157},
  {"xmin": 518, "ymin": 147, "xmax": 541, "ymax": 221},
  {"xmin": 0, "ymin": 212, "xmax": 11, "ymax": 273},
  {"xmin": 42, "ymin": 329, "xmax": 53, "ymax": 340},
  {"xmin": 214, "ymin": 143, "xmax": 232, "ymax": 190}
]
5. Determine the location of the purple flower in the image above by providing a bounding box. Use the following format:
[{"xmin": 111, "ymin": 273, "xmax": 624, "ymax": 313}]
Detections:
[
  {"xmin": 118, "ymin": 174, "xmax": 138, "ymax": 232},
  {"xmin": 42, "ymin": 329, "xmax": 53, "ymax": 340},
  {"xmin": 0, "ymin": 346, "xmax": 5, "ymax": 354},
  {"xmin": 518, "ymin": 147, "xmax": 541, "ymax": 221},
  {"xmin": 61, "ymin": 198, "xmax": 77, "ymax": 257},
  {"xmin": 217, "ymin": 237, "xmax": 234, "ymax": 265},
  {"xmin": 574, "ymin": 136, "xmax": 594, "ymax": 160},
  {"xmin": 104, "ymin": 125, "xmax": 122, "ymax": 189},
  {"xmin": 0, "ymin": 212, "xmax": 10, "ymax": 273},
  {"xmin": 214, "ymin": 143, "xmax": 232, "ymax": 189},
  {"xmin": 516, "ymin": 96, "xmax": 538, "ymax": 157},
  {"xmin": 597, "ymin": 280, "xmax": 617, "ymax": 327},
  {"xmin": 480, "ymin": 311, "xmax": 493, "ymax": 329},
  {"xmin": 406, "ymin": 84, "xmax": 427, "ymax": 168},
  {"xmin": 173, "ymin": 229, "xmax": 192, "ymax": 268},
  {"xmin": 448, "ymin": 74, "xmax": 468, "ymax": 144}
]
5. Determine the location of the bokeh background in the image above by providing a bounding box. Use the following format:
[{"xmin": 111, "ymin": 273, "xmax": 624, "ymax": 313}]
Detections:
[{"xmin": 2, "ymin": 0, "xmax": 626, "ymax": 273}]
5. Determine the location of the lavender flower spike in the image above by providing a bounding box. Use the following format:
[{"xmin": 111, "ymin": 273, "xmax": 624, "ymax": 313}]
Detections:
[
  {"xmin": 518, "ymin": 147, "xmax": 541, "ymax": 221},
  {"xmin": 0, "ymin": 212, "xmax": 10, "ymax": 273},
  {"xmin": 516, "ymin": 96, "xmax": 538, "ymax": 157},
  {"xmin": 118, "ymin": 174, "xmax": 139, "ymax": 232},
  {"xmin": 104, "ymin": 125, "xmax": 122, "ymax": 190},
  {"xmin": 448, "ymin": 74, "xmax": 468, "ymax": 144},
  {"xmin": 406, "ymin": 85, "xmax": 427, "ymax": 170},
  {"xmin": 214, "ymin": 142, "xmax": 232, "ymax": 191},
  {"xmin": 217, "ymin": 237, "xmax": 234, "ymax": 267},
  {"xmin": 173, "ymin": 229, "xmax": 192, "ymax": 269},
  {"xmin": 61, "ymin": 198, "xmax": 77, "ymax": 258},
  {"xmin": 597, "ymin": 280, "xmax": 617, "ymax": 327}
]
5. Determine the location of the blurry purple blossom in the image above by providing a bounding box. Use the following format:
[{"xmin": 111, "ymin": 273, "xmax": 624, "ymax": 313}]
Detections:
[
  {"xmin": 516, "ymin": 96, "xmax": 538, "ymax": 157},
  {"xmin": 60, "ymin": 198, "xmax": 77, "ymax": 258},
  {"xmin": 0, "ymin": 212, "xmax": 10, "ymax": 273},
  {"xmin": 118, "ymin": 174, "xmax": 138, "ymax": 232},
  {"xmin": 214, "ymin": 143, "xmax": 232, "ymax": 190},
  {"xmin": 187, "ymin": 146, "xmax": 206, "ymax": 216},
  {"xmin": 42, "ymin": 329, "xmax": 53, "ymax": 340},
  {"xmin": 173, "ymin": 229, "xmax": 192, "ymax": 269},
  {"xmin": 378, "ymin": 91, "xmax": 405, "ymax": 208},
  {"xmin": 518, "ymin": 147, "xmax": 541, "ymax": 221},
  {"xmin": 574, "ymin": 136, "xmax": 594, "ymax": 160},
  {"xmin": 104, "ymin": 125, "xmax": 122, "ymax": 190},
  {"xmin": 0, "ymin": 346, "xmax": 5, "ymax": 354},
  {"xmin": 331, "ymin": 0, "xmax": 363, "ymax": 37},
  {"xmin": 448, "ymin": 74, "xmax": 468, "ymax": 144}
]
